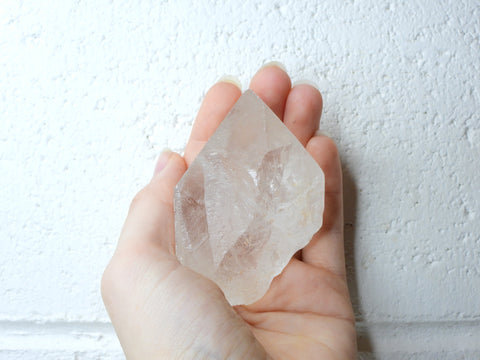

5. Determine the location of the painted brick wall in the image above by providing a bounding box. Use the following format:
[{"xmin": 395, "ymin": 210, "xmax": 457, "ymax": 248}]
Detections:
[{"xmin": 1, "ymin": 0, "xmax": 479, "ymax": 358}]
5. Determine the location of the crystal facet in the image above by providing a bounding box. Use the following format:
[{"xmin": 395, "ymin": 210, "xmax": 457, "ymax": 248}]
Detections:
[{"xmin": 174, "ymin": 90, "xmax": 325, "ymax": 305}]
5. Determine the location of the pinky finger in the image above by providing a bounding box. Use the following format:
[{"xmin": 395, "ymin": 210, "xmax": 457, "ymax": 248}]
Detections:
[{"xmin": 301, "ymin": 135, "xmax": 346, "ymax": 278}]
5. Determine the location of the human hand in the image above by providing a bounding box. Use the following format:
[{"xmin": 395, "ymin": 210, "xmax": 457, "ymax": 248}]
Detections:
[{"xmin": 101, "ymin": 63, "xmax": 357, "ymax": 359}]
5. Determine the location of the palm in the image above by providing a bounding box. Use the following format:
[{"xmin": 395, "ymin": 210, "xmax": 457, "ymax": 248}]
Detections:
[
  {"xmin": 236, "ymin": 259, "xmax": 355, "ymax": 359},
  {"xmin": 144, "ymin": 256, "xmax": 355, "ymax": 359}
]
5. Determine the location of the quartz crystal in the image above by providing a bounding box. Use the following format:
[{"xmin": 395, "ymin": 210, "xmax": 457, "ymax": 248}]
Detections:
[{"xmin": 174, "ymin": 90, "xmax": 325, "ymax": 305}]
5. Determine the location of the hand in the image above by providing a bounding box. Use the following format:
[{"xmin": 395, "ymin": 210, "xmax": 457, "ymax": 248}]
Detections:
[{"xmin": 101, "ymin": 64, "xmax": 357, "ymax": 359}]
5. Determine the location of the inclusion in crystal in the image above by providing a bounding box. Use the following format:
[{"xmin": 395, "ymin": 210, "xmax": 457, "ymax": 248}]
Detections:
[{"xmin": 174, "ymin": 90, "xmax": 325, "ymax": 305}]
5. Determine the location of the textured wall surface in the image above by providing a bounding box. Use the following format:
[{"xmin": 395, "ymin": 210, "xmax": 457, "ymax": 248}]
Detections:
[{"xmin": 1, "ymin": 0, "xmax": 479, "ymax": 358}]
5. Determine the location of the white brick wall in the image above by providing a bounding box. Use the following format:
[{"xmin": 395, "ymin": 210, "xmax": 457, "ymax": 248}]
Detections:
[{"xmin": 1, "ymin": 0, "xmax": 479, "ymax": 358}]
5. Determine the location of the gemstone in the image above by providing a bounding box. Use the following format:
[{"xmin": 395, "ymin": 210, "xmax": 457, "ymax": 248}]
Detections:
[{"xmin": 174, "ymin": 90, "xmax": 325, "ymax": 305}]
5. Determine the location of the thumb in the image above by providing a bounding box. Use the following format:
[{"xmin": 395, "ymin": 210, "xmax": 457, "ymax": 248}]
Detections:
[{"xmin": 118, "ymin": 151, "xmax": 187, "ymax": 254}]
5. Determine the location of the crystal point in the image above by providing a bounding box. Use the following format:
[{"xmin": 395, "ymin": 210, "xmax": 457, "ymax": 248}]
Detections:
[{"xmin": 174, "ymin": 90, "xmax": 325, "ymax": 305}]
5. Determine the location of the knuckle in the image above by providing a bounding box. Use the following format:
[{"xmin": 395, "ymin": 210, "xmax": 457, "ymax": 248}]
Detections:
[
  {"xmin": 128, "ymin": 187, "xmax": 150, "ymax": 214},
  {"xmin": 101, "ymin": 254, "xmax": 134, "ymax": 306},
  {"xmin": 100, "ymin": 260, "xmax": 117, "ymax": 304}
]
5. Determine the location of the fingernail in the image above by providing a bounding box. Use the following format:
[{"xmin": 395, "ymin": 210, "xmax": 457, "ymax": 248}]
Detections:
[
  {"xmin": 217, "ymin": 75, "xmax": 242, "ymax": 90},
  {"xmin": 154, "ymin": 148, "xmax": 172, "ymax": 175},
  {"xmin": 260, "ymin": 61, "xmax": 287, "ymax": 72},
  {"xmin": 293, "ymin": 79, "xmax": 319, "ymax": 90},
  {"xmin": 315, "ymin": 129, "xmax": 332, "ymax": 138}
]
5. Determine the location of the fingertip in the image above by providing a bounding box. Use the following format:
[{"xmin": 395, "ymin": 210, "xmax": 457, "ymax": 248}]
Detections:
[
  {"xmin": 307, "ymin": 135, "xmax": 342, "ymax": 193},
  {"xmin": 308, "ymin": 132, "xmax": 338, "ymax": 151},
  {"xmin": 307, "ymin": 135, "xmax": 340, "ymax": 166},
  {"xmin": 169, "ymin": 152, "xmax": 188, "ymax": 175},
  {"xmin": 154, "ymin": 151, "xmax": 187, "ymax": 181},
  {"xmin": 153, "ymin": 149, "xmax": 173, "ymax": 176},
  {"xmin": 249, "ymin": 64, "xmax": 291, "ymax": 119},
  {"xmin": 208, "ymin": 80, "xmax": 242, "ymax": 101}
]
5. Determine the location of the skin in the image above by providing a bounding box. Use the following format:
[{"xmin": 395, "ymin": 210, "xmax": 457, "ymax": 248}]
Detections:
[{"xmin": 101, "ymin": 64, "xmax": 357, "ymax": 359}]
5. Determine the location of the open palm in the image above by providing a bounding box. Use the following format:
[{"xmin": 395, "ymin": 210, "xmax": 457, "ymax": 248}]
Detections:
[{"xmin": 102, "ymin": 64, "xmax": 356, "ymax": 359}]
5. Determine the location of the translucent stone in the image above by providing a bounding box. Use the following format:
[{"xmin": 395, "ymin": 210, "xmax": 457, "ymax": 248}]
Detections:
[{"xmin": 174, "ymin": 90, "xmax": 325, "ymax": 305}]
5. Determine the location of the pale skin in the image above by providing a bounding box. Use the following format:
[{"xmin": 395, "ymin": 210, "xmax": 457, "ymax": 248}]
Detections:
[{"xmin": 101, "ymin": 64, "xmax": 357, "ymax": 359}]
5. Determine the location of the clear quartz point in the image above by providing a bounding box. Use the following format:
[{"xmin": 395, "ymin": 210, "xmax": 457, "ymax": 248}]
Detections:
[{"xmin": 174, "ymin": 90, "xmax": 325, "ymax": 305}]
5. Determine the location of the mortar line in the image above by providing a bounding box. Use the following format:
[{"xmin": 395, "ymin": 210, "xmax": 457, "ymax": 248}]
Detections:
[{"xmin": 0, "ymin": 319, "xmax": 479, "ymax": 330}]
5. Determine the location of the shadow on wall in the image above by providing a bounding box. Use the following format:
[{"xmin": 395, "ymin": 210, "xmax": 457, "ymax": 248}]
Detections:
[{"xmin": 342, "ymin": 163, "xmax": 373, "ymax": 354}]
